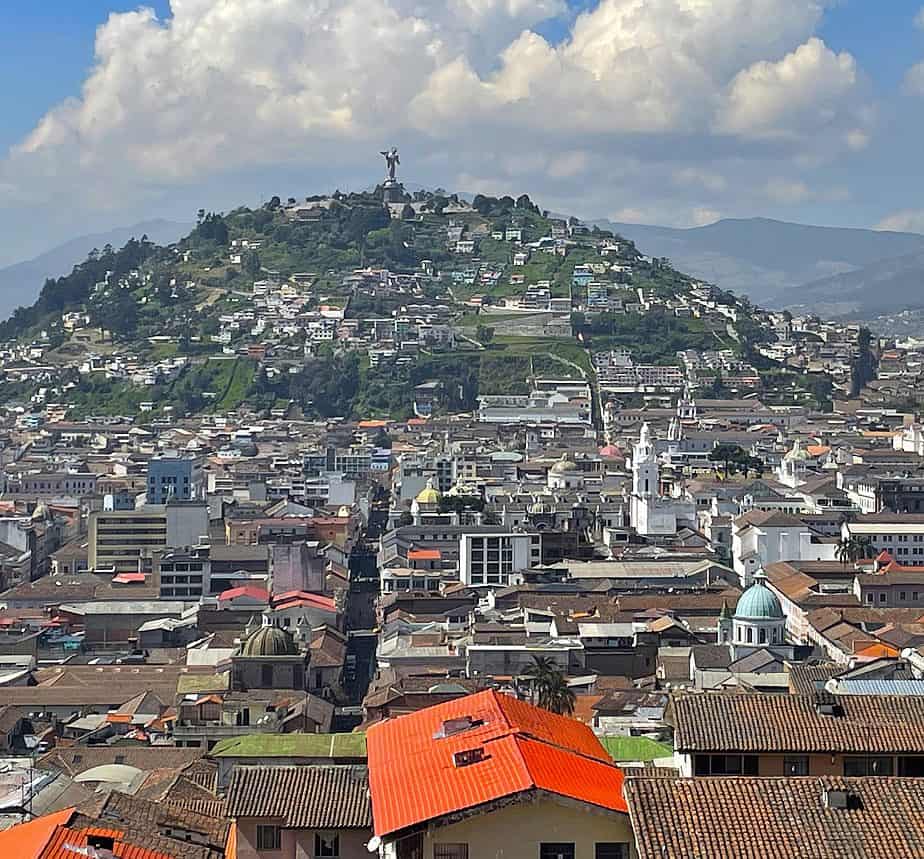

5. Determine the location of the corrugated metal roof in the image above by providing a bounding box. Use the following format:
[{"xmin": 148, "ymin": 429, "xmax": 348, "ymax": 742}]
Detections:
[
  {"xmin": 829, "ymin": 679, "xmax": 924, "ymax": 696},
  {"xmin": 367, "ymin": 689, "xmax": 627, "ymax": 837}
]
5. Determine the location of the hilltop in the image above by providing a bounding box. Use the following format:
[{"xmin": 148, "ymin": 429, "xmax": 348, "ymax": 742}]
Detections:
[{"xmin": 0, "ymin": 187, "xmax": 856, "ymax": 422}]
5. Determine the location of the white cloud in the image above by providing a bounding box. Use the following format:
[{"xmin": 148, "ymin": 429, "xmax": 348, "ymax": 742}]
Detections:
[
  {"xmin": 764, "ymin": 178, "xmax": 849, "ymax": 204},
  {"xmin": 876, "ymin": 210, "xmax": 924, "ymax": 234},
  {"xmin": 0, "ymin": 0, "xmax": 872, "ymax": 230},
  {"xmin": 673, "ymin": 168, "xmax": 727, "ymax": 194},
  {"xmin": 716, "ymin": 38, "xmax": 858, "ymax": 140},
  {"xmin": 904, "ymin": 61, "xmax": 924, "ymax": 96},
  {"xmin": 691, "ymin": 207, "xmax": 721, "ymax": 226}
]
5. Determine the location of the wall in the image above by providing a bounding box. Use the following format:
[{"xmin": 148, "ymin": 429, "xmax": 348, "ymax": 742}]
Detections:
[
  {"xmin": 235, "ymin": 821, "xmax": 370, "ymax": 859},
  {"xmin": 388, "ymin": 796, "xmax": 634, "ymax": 859}
]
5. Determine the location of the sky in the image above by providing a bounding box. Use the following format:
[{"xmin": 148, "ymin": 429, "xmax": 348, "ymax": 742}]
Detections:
[{"xmin": 2, "ymin": 0, "xmax": 924, "ymax": 266}]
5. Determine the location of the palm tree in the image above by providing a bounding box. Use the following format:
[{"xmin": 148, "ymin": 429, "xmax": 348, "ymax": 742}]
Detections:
[
  {"xmin": 835, "ymin": 538, "xmax": 853, "ymax": 567},
  {"xmin": 526, "ymin": 655, "xmax": 556, "ymax": 705},
  {"xmin": 539, "ymin": 669, "xmax": 576, "ymax": 716}
]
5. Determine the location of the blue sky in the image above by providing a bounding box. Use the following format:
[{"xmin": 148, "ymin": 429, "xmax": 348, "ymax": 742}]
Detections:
[{"xmin": 1, "ymin": 0, "xmax": 924, "ymax": 266}]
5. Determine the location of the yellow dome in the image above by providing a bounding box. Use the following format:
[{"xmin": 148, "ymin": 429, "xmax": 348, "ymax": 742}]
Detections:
[{"xmin": 415, "ymin": 477, "xmax": 442, "ymax": 505}]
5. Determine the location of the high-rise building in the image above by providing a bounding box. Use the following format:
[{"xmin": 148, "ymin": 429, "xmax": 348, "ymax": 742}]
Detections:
[{"xmin": 147, "ymin": 455, "xmax": 202, "ymax": 504}]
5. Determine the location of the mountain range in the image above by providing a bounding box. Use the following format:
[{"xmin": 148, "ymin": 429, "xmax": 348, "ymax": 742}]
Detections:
[
  {"xmin": 595, "ymin": 216, "xmax": 924, "ymax": 310},
  {"xmin": 0, "ymin": 219, "xmax": 193, "ymax": 322}
]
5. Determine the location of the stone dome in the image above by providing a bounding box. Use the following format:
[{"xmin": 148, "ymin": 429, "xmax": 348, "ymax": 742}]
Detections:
[
  {"xmin": 550, "ymin": 453, "xmax": 578, "ymax": 474},
  {"xmin": 240, "ymin": 624, "xmax": 298, "ymax": 657},
  {"xmin": 735, "ymin": 575, "xmax": 784, "ymax": 620},
  {"xmin": 415, "ymin": 477, "xmax": 442, "ymax": 505}
]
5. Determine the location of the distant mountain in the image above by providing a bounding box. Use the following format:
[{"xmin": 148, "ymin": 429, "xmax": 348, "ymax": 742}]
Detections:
[
  {"xmin": 594, "ymin": 217, "xmax": 924, "ymax": 303},
  {"xmin": 0, "ymin": 219, "xmax": 193, "ymax": 322},
  {"xmin": 776, "ymin": 250, "xmax": 924, "ymax": 319}
]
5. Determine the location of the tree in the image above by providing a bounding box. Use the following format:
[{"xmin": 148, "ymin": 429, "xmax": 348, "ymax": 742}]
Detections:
[
  {"xmin": 541, "ymin": 670, "xmax": 576, "ymax": 716},
  {"xmin": 709, "ymin": 443, "xmax": 742, "ymax": 479},
  {"xmin": 835, "ymin": 538, "xmax": 853, "ymax": 567},
  {"xmin": 400, "ymin": 203, "xmax": 416, "ymax": 221},
  {"xmin": 476, "ymin": 325, "xmax": 495, "ymax": 346},
  {"xmin": 243, "ymin": 251, "xmax": 262, "ymax": 276},
  {"xmin": 525, "ymin": 655, "xmax": 556, "ymax": 705}
]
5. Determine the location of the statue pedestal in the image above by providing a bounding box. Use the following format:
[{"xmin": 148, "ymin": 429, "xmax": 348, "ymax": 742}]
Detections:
[{"xmin": 382, "ymin": 180, "xmax": 404, "ymax": 204}]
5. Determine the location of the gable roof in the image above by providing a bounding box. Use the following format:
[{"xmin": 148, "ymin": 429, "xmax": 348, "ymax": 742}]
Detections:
[
  {"xmin": 626, "ymin": 776, "xmax": 924, "ymax": 859},
  {"xmin": 226, "ymin": 765, "xmax": 371, "ymax": 828},
  {"xmin": 673, "ymin": 693, "xmax": 924, "ymax": 753},
  {"xmin": 366, "ymin": 689, "xmax": 627, "ymax": 837}
]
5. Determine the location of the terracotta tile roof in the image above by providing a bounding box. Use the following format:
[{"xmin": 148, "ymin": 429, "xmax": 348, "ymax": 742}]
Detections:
[
  {"xmin": 96, "ymin": 791, "xmax": 230, "ymax": 855},
  {"xmin": 366, "ymin": 689, "xmax": 627, "ymax": 837},
  {"xmin": 226, "ymin": 765, "xmax": 371, "ymax": 828},
  {"xmin": 626, "ymin": 776, "xmax": 924, "ymax": 859},
  {"xmin": 673, "ymin": 693, "xmax": 924, "ymax": 753}
]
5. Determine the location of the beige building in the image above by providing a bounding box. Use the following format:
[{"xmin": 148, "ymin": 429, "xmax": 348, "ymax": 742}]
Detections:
[{"xmin": 88, "ymin": 502, "xmax": 208, "ymax": 572}]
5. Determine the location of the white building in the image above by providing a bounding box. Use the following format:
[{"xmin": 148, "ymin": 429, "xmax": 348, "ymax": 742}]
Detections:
[
  {"xmin": 458, "ymin": 532, "xmax": 540, "ymax": 588},
  {"xmin": 629, "ymin": 423, "xmax": 695, "ymax": 537}
]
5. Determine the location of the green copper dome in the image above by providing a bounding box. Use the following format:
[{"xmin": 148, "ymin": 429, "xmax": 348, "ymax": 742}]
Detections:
[{"xmin": 735, "ymin": 576, "xmax": 784, "ymax": 620}]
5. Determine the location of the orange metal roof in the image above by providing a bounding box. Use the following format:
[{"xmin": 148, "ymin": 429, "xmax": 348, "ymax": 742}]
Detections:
[
  {"xmin": 407, "ymin": 549, "xmax": 442, "ymax": 561},
  {"xmin": 40, "ymin": 826, "xmax": 174, "ymax": 859},
  {"xmin": 0, "ymin": 807, "xmax": 74, "ymax": 858},
  {"xmin": 855, "ymin": 642, "xmax": 900, "ymax": 659},
  {"xmin": 366, "ymin": 689, "xmax": 627, "ymax": 837}
]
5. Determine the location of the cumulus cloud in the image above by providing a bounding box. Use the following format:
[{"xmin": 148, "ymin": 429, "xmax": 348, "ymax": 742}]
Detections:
[
  {"xmin": 0, "ymin": 0, "xmax": 873, "ymax": 228},
  {"xmin": 905, "ymin": 62, "xmax": 924, "ymax": 96},
  {"xmin": 716, "ymin": 38, "xmax": 858, "ymax": 140},
  {"xmin": 876, "ymin": 210, "xmax": 924, "ymax": 234}
]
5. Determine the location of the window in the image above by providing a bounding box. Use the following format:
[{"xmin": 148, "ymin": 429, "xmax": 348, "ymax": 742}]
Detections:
[
  {"xmin": 315, "ymin": 833, "xmax": 339, "ymax": 857},
  {"xmin": 540, "ymin": 845, "xmax": 575, "ymax": 859},
  {"xmin": 256, "ymin": 825, "xmax": 281, "ymax": 850},
  {"xmin": 596, "ymin": 845, "xmax": 629, "ymax": 859},
  {"xmin": 784, "ymin": 755, "xmax": 809, "ymax": 776},
  {"xmin": 695, "ymin": 754, "xmax": 759, "ymax": 776},
  {"xmin": 844, "ymin": 756, "xmax": 894, "ymax": 777},
  {"xmin": 262, "ymin": 664, "xmax": 274, "ymax": 687},
  {"xmin": 434, "ymin": 845, "xmax": 469, "ymax": 859}
]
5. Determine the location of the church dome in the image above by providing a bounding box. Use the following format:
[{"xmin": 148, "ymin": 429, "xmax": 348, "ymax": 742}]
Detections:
[
  {"xmin": 735, "ymin": 575, "xmax": 784, "ymax": 620},
  {"xmin": 415, "ymin": 477, "xmax": 442, "ymax": 505},
  {"xmin": 550, "ymin": 453, "xmax": 578, "ymax": 474},
  {"xmin": 240, "ymin": 624, "xmax": 298, "ymax": 657},
  {"xmin": 598, "ymin": 444, "xmax": 623, "ymax": 459}
]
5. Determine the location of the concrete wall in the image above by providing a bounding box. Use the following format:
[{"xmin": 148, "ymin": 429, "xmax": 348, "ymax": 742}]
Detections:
[
  {"xmin": 235, "ymin": 821, "xmax": 370, "ymax": 859},
  {"xmin": 388, "ymin": 796, "xmax": 635, "ymax": 859}
]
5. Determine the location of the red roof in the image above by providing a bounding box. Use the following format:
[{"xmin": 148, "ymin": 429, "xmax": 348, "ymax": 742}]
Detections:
[
  {"xmin": 407, "ymin": 549, "xmax": 441, "ymax": 561},
  {"xmin": 272, "ymin": 590, "xmax": 337, "ymax": 611},
  {"xmin": 112, "ymin": 572, "xmax": 146, "ymax": 584},
  {"xmin": 0, "ymin": 811, "xmax": 174, "ymax": 859},
  {"xmin": 0, "ymin": 807, "xmax": 73, "ymax": 858},
  {"xmin": 40, "ymin": 826, "xmax": 174, "ymax": 859},
  {"xmin": 367, "ymin": 689, "xmax": 627, "ymax": 837},
  {"xmin": 218, "ymin": 585, "xmax": 270, "ymax": 603}
]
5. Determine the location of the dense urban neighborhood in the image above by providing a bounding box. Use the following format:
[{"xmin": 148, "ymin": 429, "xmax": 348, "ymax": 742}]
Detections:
[{"xmin": 2, "ymin": 177, "xmax": 924, "ymax": 858}]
